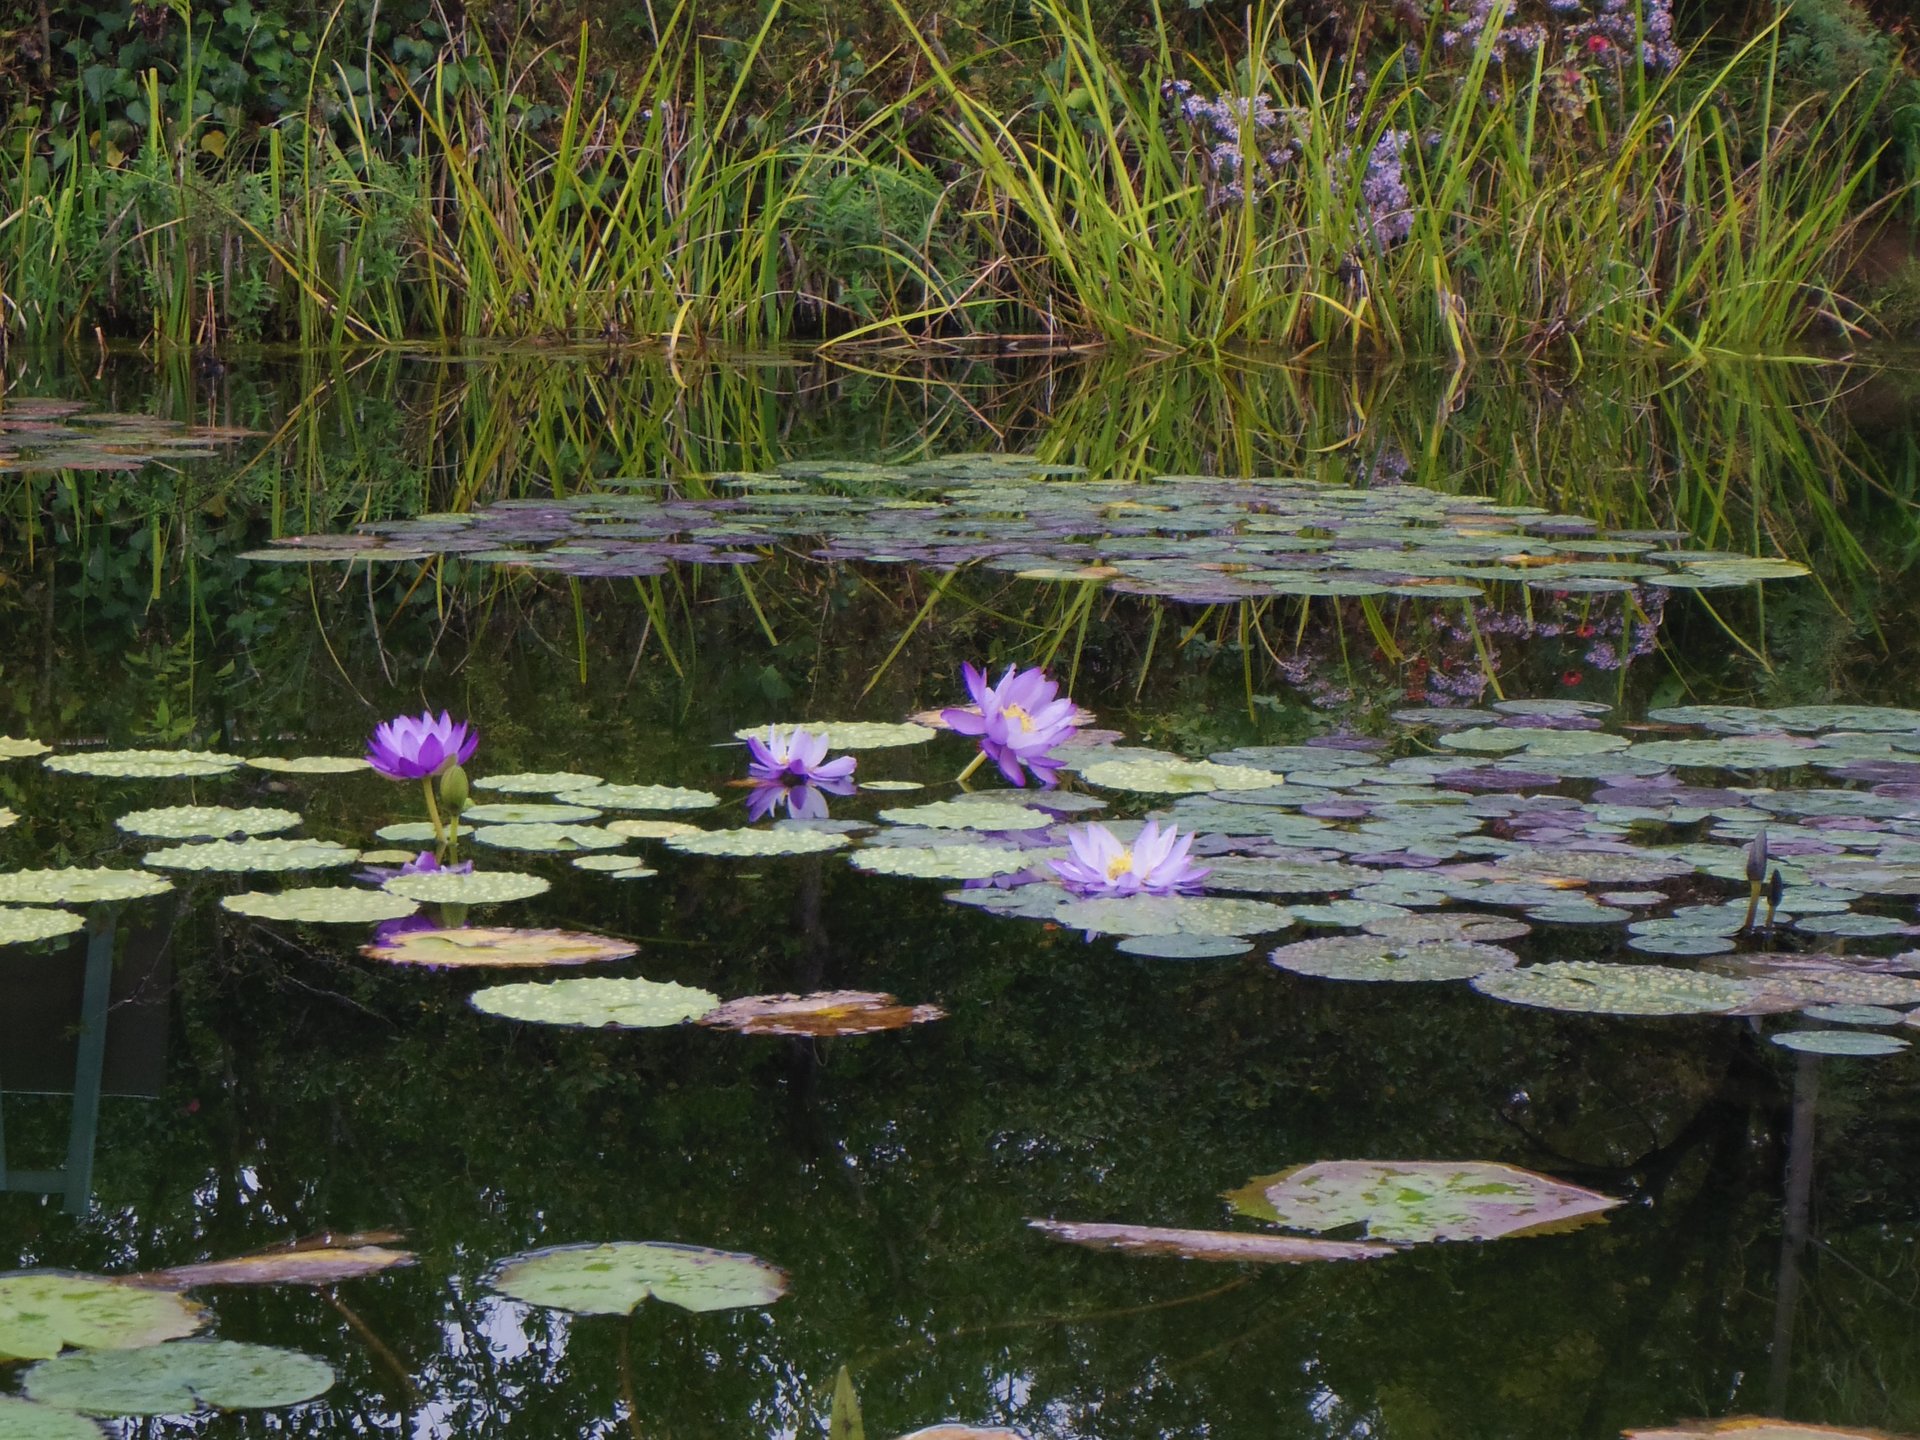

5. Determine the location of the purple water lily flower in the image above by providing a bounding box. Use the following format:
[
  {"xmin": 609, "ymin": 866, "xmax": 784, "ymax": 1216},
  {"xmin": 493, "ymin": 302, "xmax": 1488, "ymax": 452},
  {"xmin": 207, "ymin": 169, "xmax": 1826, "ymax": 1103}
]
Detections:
[
  {"xmin": 744, "ymin": 726, "xmax": 857, "ymax": 787},
  {"xmin": 356, "ymin": 850, "xmax": 473, "ymax": 886},
  {"xmin": 366, "ymin": 710, "xmax": 478, "ymax": 781},
  {"xmin": 745, "ymin": 779, "xmax": 845, "ymax": 823},
  {"xmin": 943, "ymin": 664, "xmax": 1077, "ymax": 787},
  {"xmin": 1050, "ymin": 820, "xmax": 1210, "ymax": 897},
  {"xmin": 371, "ymin": 912, "xmax": 446, "ymax": 947}
]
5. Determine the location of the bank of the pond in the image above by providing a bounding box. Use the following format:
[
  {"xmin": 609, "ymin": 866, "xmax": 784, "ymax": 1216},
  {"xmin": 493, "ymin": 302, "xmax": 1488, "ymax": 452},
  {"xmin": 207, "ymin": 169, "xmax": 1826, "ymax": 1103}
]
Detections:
[{"xmin": 0, "ymin": 0, "xmax": 1915, "ymax": 355}]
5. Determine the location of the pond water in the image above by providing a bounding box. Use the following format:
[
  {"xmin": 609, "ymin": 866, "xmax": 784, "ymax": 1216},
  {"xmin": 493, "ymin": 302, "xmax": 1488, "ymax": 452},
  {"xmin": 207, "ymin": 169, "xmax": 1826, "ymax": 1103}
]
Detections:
[{"xmin": 2, "ymin": 351, "xmax": 1920, "ymax": 1440}]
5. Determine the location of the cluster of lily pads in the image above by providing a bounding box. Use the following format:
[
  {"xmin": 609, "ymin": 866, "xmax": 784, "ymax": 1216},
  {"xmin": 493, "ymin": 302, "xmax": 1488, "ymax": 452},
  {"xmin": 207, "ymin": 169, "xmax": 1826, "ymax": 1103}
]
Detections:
[
  {"xmin": 9, "ymin": 688, "xmax": 1920, "ymax": 1059},
  {"xmin": 245, "ymin": 456, "xmax": 1807, "ymax": 608},
  {"xmin": 0, "ymin": 1235, "xmax": 787, "ymax": 1427},
  {"xmin": 0, "ymin": 400, "xmax": 252, "ymax": 474}
]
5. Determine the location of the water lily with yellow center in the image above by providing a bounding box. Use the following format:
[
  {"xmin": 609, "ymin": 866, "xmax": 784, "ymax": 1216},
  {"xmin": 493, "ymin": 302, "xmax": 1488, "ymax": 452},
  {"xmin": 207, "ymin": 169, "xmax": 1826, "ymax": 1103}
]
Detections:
[
  {"xmin": 941, "ymin": 663, "xmax": 1078, "ymax": 787},
  {"xmin": 1050, "ymin": 820, "xmax": 1210, "ymax": 897}
]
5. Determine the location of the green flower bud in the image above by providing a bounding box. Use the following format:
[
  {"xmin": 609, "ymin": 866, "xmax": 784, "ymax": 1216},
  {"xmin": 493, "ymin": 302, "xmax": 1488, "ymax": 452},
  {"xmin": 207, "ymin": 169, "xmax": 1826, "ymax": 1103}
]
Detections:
[{"xmin": 438, "ymin": 762, "xmax": 470, "ymax": 814}]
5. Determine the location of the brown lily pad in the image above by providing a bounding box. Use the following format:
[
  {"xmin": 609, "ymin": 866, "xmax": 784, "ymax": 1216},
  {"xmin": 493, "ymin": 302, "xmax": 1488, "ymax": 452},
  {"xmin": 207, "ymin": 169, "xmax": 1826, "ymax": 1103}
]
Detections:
[
  {"xmin": 132, "ymin": 1242, "xmax": 415, "ymax": 1290},
  {"xmin": 1623, "ymin": 1422, "xmax": 1916, "ymax": 1439},
  {"xmin": 361, "ymin": 927, "xmax": 637, "ymax": 968},
  {"xmin": 1026, "ymin": 1219, "xmax": 1397, "ymax": 1264},
  {"xmin": 695, "ymin": 990, "xmax": 946, "ymax": 1036}
]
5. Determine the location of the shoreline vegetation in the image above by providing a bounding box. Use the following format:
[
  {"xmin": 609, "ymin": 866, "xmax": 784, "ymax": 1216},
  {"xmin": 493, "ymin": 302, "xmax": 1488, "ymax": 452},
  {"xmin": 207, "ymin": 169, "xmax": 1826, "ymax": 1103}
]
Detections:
[{"xmin": 0, "ymin": 0, "xmax": 1916, "ymax": 357}]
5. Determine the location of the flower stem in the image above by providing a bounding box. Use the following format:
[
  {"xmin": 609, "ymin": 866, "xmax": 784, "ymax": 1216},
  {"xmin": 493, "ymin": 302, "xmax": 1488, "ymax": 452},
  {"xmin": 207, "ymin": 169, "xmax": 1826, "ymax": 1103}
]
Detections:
[
  {"xmin": 421, "ymin": 777, "xmax": 447, "ymax": 851},
  {"xmin": 955, "ymin": 750, "xmax": 987, "ymax": 785}
]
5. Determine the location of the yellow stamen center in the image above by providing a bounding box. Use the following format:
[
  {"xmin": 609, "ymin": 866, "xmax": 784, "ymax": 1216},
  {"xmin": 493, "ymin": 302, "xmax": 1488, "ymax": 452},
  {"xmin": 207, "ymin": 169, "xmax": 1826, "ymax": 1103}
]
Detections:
[
  {"xmin": 1106, "ymin": 849, "xmax": 1135, "ymax": 882},
  {"xmin": 1003, "ymin": 702, "xmax": 1035, "ymax": 733}
]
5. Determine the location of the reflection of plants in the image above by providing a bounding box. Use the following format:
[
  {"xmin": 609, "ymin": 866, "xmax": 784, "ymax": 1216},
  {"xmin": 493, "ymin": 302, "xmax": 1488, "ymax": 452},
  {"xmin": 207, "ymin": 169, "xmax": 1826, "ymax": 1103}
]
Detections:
[{"xmin": 1, "ymin": 349, "xmax": 1913, "ymax": 723}]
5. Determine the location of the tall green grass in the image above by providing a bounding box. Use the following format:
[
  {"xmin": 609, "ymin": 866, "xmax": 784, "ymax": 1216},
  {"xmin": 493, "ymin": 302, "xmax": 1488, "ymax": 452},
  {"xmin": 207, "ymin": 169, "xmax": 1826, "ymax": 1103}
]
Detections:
[
  {"xmin": 1, "ymin": 2, "xmax": 820, "ymax": 348},
  {"xmin": 877, "ymin": 0, "xmax": 1904, "ymax": 357},
  {"xmin": 0, "ymin": 0, "xmax": 1908, "ymax": 359}
]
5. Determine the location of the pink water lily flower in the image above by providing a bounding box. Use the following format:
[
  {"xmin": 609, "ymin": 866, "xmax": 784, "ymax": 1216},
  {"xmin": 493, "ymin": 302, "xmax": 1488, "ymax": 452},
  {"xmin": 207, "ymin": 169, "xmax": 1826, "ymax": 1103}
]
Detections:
[
  {"xmin": 943, "ymin": 664, "xmax": 1077, "ymax": 787},
  {"xmin": 1050, "ymin": 820, "xmax": 1210, "ymax": 897},
  {"xmin": 365, "ymin": 710, "xmax": 478, "ymax": 781},
  {"xmin": 745, "ymin": 727, "xmax": 857, "ymax": 787}
]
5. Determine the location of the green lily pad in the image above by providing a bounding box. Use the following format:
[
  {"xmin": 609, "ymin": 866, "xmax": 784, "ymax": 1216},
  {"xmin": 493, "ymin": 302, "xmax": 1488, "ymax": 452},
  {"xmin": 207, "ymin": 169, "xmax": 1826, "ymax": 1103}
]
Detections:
[
  {"xmin": 859, "ymin": 780, "xmax": 924, "ymax": 792},
  {"xmin": 0, "ymin": 869, "xmax": 173, "ymax": 905},
  {"xmin": 1527, "ymin": 901, "xmax": 1634, "ymax": 926},
  {"xmin": 1770, "ymin": 1030, "xmax": 1910, "ymax": 1056},
  {"xmin": 0, "ymin": 908, "xmax": 87, "ymax": 946},
  {"xmin": 1435, "ymin": 728, "xmax": 1532, "ymax": 755},
  {"xmin": 381, "ymin": 870, "xmax": 551, "ymax": 904},
  {"xmin": 243, "ymin": 756, "xmax": 369, "ymax": 775},
  {"xmin": 1287, "ymin": 900, "xmax": 1414, "ymax": 928},
  {"xmin": 1732, "ymin": 966, "xmax": 1920, "ymax": 1010},
  {"xmin": 851, "ymin": 844, "xmax": 1041, "ymax": 880},
  {"xmin": 734, "ymin": 721, "xmax": 931, "ymax": 749},
  {"xmin": 571, "ymin": 854, "xmax": 655, "ymax": 874},
  {"xmin": 0, "ymin": 1275, "xmax": 205, "ymax": 1361},
  {"xmin": 1026, "ymin": 1219, "xmax": 1395, "ymax": 1264},
  {"xmin": 1501, "ymin": 850, "xmax": 1693, "ymax": 885},
  {"xmin": 1197, "ymin": 859, "xmax": 1374, "ymax": 895},
  {"xmin": 1494, "ymin": 699, "xmax": 1613, "ymax": 718},
  {"xmin": 0, "ymin": 738, "xmax": 53, "ymax": 760},
  {"xmin": 1114, "ymin": 933, "xmax": 1254, "ymax": 959},
  {"xmin": 367, "ymin": 927, "xmax": 636, "ymax": 967},
  {"xmin": 1054, "ymin": 895, "xmax": 1294, "ymax": 938},
  {"xmin": 475, "ymin": 770, "xmax": 606, "ymax": 795},
  {"xmin": 43, "ymin": 750, "xmax": 242, "ymax": 779},
  {"xmin": 1654, "ymin": 557, "xmax": 1810, "ymax": 586},
  {"xmin": 1793, "ymin": 913, "xmax": 1914, "ymax": 938},
  {"xmin": 1270, "ymin": 936, "xmax": 1518, "ymax": 982},
  {"xmin": 664, "ymin": 829, "xmax": 849, "ymax": 857},
  {"xmin": 1225, "ymin": 1159, "xmax": 1620, "ymax": 1243},
  {"xmin": 143, "ymin": 838, "xmax": 359, "ymax": 873},
  {"xmin": 220, "ymin": 889, "xmax": 419, "ymax": 924},
  {"xmin": 374, "ymin": 822, "xmax": 440, "ymax": 843},
  {"xmin": 470, "ymin": 976, "xmax": 720, "ymax": 1026},
  {"xmin": 0, "ymin": 1395, "xmax": 110, "ymax": 1439},
  {"xmin": 1800, "ymin": 1004, "xmax": 1905, "ymax": 1026},
  {"xmin": 604, "ymin": 819, "xmax": 706, "ymax": 841},
  {"xmin": 115, "ymin": 806, "xmax": 302, "ymax": 840},
  {"xmin": 552, "ymin": 784, "xmax": 719, "ymax": 811},
  {"xmin": 21, "ymin": 1340, "xmax": 334, "ymax": 1415},
  {"xmin": 1472, "ymin": 961, "xmax": 1757, "ymax": 1015},
  {"xmin": 1360, "ymin": 911, "xmax": 1531, "ymax": 943},
  {"xmin": 461, "ymin": 802, "xmax": 604, "ymax": 825},
  {"xmin": 1629, "ymin": 934, "xmax": 1736, "ymax": 957},
  {"xmin": 1078, "ymin": 759, "xmax": 1282, "ymax": 794},
  {"xmin": 876, "ymin": 801, "xmax": 1052, "ymax": 832},
  {"xmin": 488, "ymin": 1240, "xmax": 788, "ymax": 1315},
  {"xmin": 471, "ymin": 823, "xmax": 624, "ymax": 853}
]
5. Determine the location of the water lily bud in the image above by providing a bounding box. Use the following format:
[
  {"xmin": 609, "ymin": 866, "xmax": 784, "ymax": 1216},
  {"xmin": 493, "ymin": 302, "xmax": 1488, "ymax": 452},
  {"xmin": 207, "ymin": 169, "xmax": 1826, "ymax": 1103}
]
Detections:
[{"xmin": 439, "ymin": 762, "xmax": 470, "ymax": 814}]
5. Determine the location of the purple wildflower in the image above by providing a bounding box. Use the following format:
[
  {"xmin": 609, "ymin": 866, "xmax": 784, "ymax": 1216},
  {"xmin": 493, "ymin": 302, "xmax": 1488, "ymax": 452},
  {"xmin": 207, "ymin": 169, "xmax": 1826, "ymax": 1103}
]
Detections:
[
  {"xmin": 1050, "ymin": 820, "xmax": 1211, "ymax": 897},
  {"xmin": 365, "ymin": 710, "xmax": 478, "ymax": 781}
]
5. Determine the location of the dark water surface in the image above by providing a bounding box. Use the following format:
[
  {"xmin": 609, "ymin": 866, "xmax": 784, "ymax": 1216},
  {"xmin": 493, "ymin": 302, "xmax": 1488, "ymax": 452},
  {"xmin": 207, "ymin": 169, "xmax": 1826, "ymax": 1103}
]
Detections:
[{"xmin": 2, "ymin": 351, "xmax": 1919, "ymax": 1439}]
